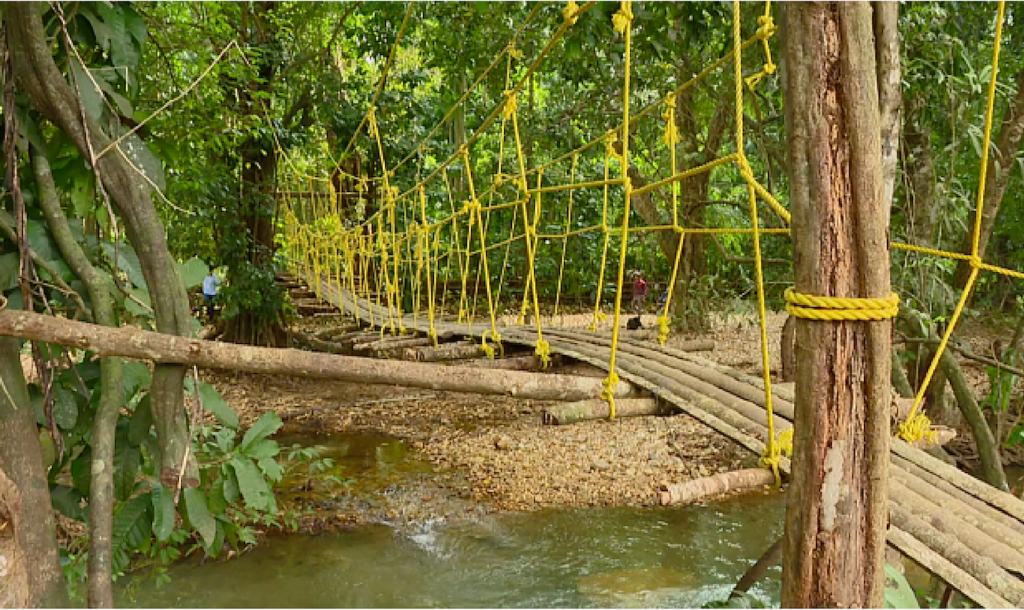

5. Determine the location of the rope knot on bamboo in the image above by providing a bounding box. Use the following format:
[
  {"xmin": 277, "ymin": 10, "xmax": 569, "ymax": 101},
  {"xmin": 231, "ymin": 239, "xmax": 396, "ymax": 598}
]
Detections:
[{"xmin": 784, "ymin": 288, "xmax": 899, "ymax": 321}]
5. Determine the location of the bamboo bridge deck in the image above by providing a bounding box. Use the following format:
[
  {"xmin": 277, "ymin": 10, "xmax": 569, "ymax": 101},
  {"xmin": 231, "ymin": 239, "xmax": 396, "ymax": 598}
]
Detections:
[{"xmin": 292, "ymin": 271, "xmax": 1024, "ymax": 607}]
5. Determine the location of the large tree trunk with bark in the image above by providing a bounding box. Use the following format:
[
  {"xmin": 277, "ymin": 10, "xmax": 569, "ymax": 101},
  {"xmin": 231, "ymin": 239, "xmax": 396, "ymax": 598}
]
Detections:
[
  {"xmin": 0, "ymin": 337, "xmax": 70, "ymax": 607},
  {"xmin": 780, "ymin": 3, "xmax": 892, "ymax": 606},
  {"xmin": 5, "ymin": 3, "xmax": 195, "ymax": 491}
]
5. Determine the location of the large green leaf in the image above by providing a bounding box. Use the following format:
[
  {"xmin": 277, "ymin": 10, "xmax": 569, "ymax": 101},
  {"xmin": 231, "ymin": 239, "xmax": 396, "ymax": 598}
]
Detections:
[
  {"xmin": 71, "ymin": 447, "xmax": 92, "ymax": 497},
  {"xmin": 112, "ymin": 494, "xmax": 152, "ymax": 561},
  {"xmin": 50, "ymin": 484, "xmax": 89, "ymax": 523},
  {"xmin": 183, "ymin": 487, "xmax": 216, "ymax": 548},
  {"xmin": 240, "ymin": 411, "xmax": 282, "ymax": 453},
  {"xmin": 100, "ymin": 242, "xmax": 146, "ymax": 290},
  {"xmin": 230, "ymin": 457, "xmax": 272, "ymax": 512},
  {"xmin": 151, "ymin": 484, "xmax": 176, "ymax": 542},
  {"xmin": 129, "ymin": 394, "xmax": 153, "ymax": 446},
  {"xmin": 0, "ymin": 253, "xmax": 18, "ymax": 292},
  {"xmin": 125, "ymin": 287, "xmax": 153, "ymax": 317},
  {"xmin": 178, "ymin": 257, "xmax": 210, "ymax": 291},
  {"xmin": 52, "ymin": 385, "xmax": 79, "ymax": 430},
  {"xmin": 112, "ymin": 123, "xmax": 166, "ymax": 192},
  {"xmin": 196, "ymin": 382, "xmax": 239, "ymax": 429},
  {"xmin": 883, "ymin": 564, "xmax": 920, "ymax": 609},
  {"xmin": 70, "ymin": 62, "xmax": 105, "ymax": 121},
  {"xmin": 245, "ymin": 438, "xmax": 280, "ymax": 461},
  {"xmin": 114, "ymin": 421, "xmax": 141, "ymax": 501},
  {"xmin": 122, "ymin": 361, "xmax": 152, "ymax": 401}
]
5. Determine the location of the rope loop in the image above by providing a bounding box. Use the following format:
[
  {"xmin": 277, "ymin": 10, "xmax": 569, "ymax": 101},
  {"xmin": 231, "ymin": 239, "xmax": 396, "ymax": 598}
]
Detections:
[
  {"xmin": 562, "ymin": 0, "xmax": 580, "ymax": 26},
  {"xmin": 507, "ymin": 44, "xmax": 524, "ymax": 61},
  {"xmin": 785, "ymin": 288, "xmax": 899, "ymax": 322},
  {"xmin": 896, "ymin": 411, "xmax": 938, "ymax": 445},
  {"xmin": 611, "ymin": 2, "xmax": 633, "ymax": 35},
  {"xmin": 600, "ymin": 371, "xmax": 620, "ymax": 419},
  {"xmin": 759, "ymin": 428, "xmax": 792, "ymax": 487},
  {"xmin": 535, "ymin": 338, "xmax": 552, "ymax": 369},
  {"xmin": 656, "ymin": 314, "xmax": 671, "ymax": 345},
  {"xmin": 503, "ymin": 90, "xmax": 518, "ymax": 120},
  {"xmin": 366, "ymin": 105, "xmax": 379, "ymax": 138}
]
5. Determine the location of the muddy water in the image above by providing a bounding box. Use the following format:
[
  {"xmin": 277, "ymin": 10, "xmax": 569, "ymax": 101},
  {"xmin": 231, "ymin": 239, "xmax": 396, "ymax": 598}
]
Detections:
[{"xmin": 119, "ymin": 432, "xmax": 786, "ymax": 608}]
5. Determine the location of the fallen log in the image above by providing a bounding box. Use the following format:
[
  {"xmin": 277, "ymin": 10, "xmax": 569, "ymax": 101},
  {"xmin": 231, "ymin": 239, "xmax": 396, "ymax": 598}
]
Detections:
[
  {"xmin": 292, "ymin": 332, "xmax": 353, "ymax": 355},
  {"xmin": 403, "ymin": 341, "xmax": 486, "ymax": 362},
  {"xmin": 457, "ymin": 353, "xmax": 561, "ymax": 371},
  {"xmin": 0, "ymin": 309, "xmax": 642, "ymax": 402},
  {"xmin": 313, "ymin": 323, "xmax": 360, "ymax": 340},
  {"xmin": 658, "ymin": 468, "xmax": 775, "ymax": 506},
  {"xmin": 353, "ymin": 336, "xmax": 431, "ymax": 352},
  {"xmin": 542, "ymin": 398, "xmax": 664, "ymax": 425}
]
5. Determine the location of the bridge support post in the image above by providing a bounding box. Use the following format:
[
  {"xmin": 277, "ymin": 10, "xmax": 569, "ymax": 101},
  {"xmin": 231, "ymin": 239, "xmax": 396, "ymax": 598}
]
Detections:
[{"xmin": 780, "ymin": 3, "xmax": 894, "ymax": 607}]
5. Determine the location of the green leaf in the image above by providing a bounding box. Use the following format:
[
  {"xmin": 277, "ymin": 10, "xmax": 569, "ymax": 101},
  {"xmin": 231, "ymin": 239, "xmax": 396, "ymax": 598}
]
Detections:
[
  {"xmin": 122, "ymin": 361, "xmax": 152, "ymax": 400},
  {"xmin": 245, "ymin": 438, "xmax": 280, "ymax": 461},
  {"xmin": 183, "ymin": 487, "xmax": 216, "ymax": 548},
  {"xmin": 129, "ymin": 394, "xmax": 153, "ymax": 446},
  {"xmin": 222, "ymin": 467, "xmax": 240, "ymax": 504},
  {"xmin": 112, "ymin": 494, "xmax": 152, "ymax": 558},
  {"xmin": 0, "ymin": 253, "xmax": 18, "ymax": 292},
  {"xmin": 70, "ymin": 62, "xmax": 105, "ymax": 121},
  {"xmin": 194, "ymin": 382, "xmax": 239, "ymax": 429},
  {"xmin": 26, "ymin": 219, "xmax": 60, "ymax": 262},
  {"xmin": 178, "ymin": 258, "xmax": 210, "ymax": 291},
  {"xmin": 112, "ymin": 123, "xmax": 166, "ymax": 192},
  {"xmin": 208, "ymin": 478, "xmax": 229, "ymax": 516},
  {"xmin": 38, "ymin": 429, "xmax": 56, "ymax": 471},
  {"xmin": 71, "ymin": 447, "xmax": 92, "ymax": 497},
  {"xmin": 52, "ymin": 385, "xmax": 79, "ymax": 430},
  {"xmin": 240, "ymin": 411, "xmax": 282, "ymax": 453},
  {"xmin": 883, "ymin": 564, "xmax": 920, "ymax": 609},
  {"xmin": 125, "ymin": 287, "xmax": 153, "ymax": 317},
  {"xmin": 101, "ymin": 242, "xmax": 146, "ymax": 290},
  {"xmin": 114, "ymin": 421, "xmax": 141, "ymax": 501},
  {"xmin": 230, "ymin": 457, "xmax": 272, "ymax": 512},
  {"xmin": 257, "ymin": 458, "xmax": 284, "ymax": 483},
  {"xmin": 151, "ymin": 484, "xmax": 176, "ymax": 542},
  {"xmin": 50, "ymin": 484, "xmax": 89, "ymax": 523}
]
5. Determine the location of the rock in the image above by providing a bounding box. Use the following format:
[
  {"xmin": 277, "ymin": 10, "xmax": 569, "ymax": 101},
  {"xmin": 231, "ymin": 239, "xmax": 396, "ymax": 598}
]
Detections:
[
  {"xmin": 495, "ymin": 435, "xmax": 513, "ymax": 450},
  {"xmin": 591, "ymin": 459, "xmax": 612, "ymax": 471}
]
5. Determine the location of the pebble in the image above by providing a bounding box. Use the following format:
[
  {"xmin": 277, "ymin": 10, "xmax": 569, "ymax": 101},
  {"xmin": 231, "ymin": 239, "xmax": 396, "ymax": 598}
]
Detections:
[
  {"xmin": 495, "ymin": 435, "xmax": 513, "ymax": 450},
  {"xmin": 591, "ymin": 459, "xmax": 612, "ymax": 471}
]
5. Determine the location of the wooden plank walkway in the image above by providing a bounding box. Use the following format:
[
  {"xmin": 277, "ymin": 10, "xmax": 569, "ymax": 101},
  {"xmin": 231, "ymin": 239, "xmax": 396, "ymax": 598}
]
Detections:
[{"xmin": 293, "ymin": 271, "xmax": 1024, "ymax": 607}]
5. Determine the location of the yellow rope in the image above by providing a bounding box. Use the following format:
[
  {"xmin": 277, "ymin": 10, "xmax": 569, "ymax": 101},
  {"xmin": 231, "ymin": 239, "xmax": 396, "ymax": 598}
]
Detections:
[
  {"xmin": 898, "ymin": 1, "xmax": 1006, "ymax": 444},
  {"xmin": 602, "ymin": 0, "xmax": 634, "ymax": 420}
]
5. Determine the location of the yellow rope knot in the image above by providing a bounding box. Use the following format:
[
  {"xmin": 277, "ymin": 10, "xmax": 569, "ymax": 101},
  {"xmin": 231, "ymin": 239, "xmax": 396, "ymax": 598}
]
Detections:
[
  {"xmin": 661, "ymin": 100, "xmax": 679, "ymax": 148},
  {"xmin": 535, "ymin": 338, "xmax": 552, "ymax": 369},
  {"xmin": 503, "ymin": 90, "xmax": 518, "ymax": 120},
  {"xmin": 759, "ymin": 428, "xmax": 792, "ymax": 486},
  {"xmin": 784, "ymin": 288, "xmax": 900, "ymax": 321},
  {"xmin": 366, "ymin": 106, "xmax": 378, "ymax": 138},
  {"xmin": 656, "ymin": 315, "xmax": 671, "ymax": 345},
  {"xmin": 897, "ymin": 411, "xmax": 938, "ymax": 445},
  {"xmin": 756, "ymin": 14, "xmax": 777, "ymax": 38},
  {"xmin": 562, "ymin": 0, "xmax": 580, "ymax": 25},
  {"xmin": 611, "ymin": 2, "xmax": 633, "ymax": 34},
  {"xmin": 461, "ymin": 200, "xmax": 481, "ymax": 216},
  {"xmin": 508, "ymin": 45, "xmax": 524, "ymax": 61},
  {"xmin": 601, "ymin": 371, "xmax": 620, "ymax": 419},
  {"xmin": 481, "ymin": 329, "xmax": 502, "ymax": 359}
]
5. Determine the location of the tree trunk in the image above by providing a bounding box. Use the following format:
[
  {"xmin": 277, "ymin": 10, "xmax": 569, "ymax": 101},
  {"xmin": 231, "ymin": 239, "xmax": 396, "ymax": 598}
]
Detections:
[
  {"xmin": 780, "ymin": 4, "xmax": 891, "ymax": 607},
  {"xmin": 6, "ymin": 3, "xmax": 195, "ymax": 491},
  {"xmin": 0, "ymin": 309, "xmax": 644, "ymax": 403},
  {"xmin": 33, "ymin": 147, "xmax": 124, "ymax": 608},
  {"xmin": 0, "ymin": 337, "xmax": 70, "ymax": 607}
]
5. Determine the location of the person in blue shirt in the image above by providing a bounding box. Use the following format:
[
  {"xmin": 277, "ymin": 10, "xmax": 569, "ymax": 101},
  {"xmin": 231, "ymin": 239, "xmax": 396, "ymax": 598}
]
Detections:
[{"xmin": 202, "ymin": 272, "xmax": 222, "ymax": 321}]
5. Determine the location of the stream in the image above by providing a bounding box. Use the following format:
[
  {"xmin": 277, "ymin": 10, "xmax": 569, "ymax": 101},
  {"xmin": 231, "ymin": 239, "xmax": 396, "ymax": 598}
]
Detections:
[{"xmin": 118, "ymin": 432, "xmax": 786, "ymax": 608}]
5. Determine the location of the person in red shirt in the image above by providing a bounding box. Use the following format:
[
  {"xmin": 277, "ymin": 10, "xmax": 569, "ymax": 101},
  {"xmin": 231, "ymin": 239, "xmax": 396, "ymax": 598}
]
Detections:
[{"xmin": 631, "ymin": 271, "xmax": 648, "ymax": 314}]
